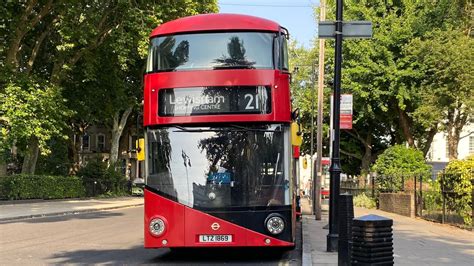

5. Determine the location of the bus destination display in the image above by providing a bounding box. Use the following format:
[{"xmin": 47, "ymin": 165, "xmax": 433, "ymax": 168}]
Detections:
[{"xmin": 158, "ymin": 86, "xmax": 271, "ymax": 116}]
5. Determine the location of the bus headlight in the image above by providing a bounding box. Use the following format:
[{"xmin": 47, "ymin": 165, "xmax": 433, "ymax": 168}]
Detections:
[
  {"xmin": 265, "ymin": 214, "xmax": 285, "ymax": 235},
  {"xmin": 149, "ymin": 218, "xmax": 166, "ymax": 237}
]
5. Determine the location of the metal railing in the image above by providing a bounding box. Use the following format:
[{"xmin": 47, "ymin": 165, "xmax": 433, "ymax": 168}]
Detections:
[{"xmin": 340, "ymin": 172, "xmax": 473, "ymax": 229}]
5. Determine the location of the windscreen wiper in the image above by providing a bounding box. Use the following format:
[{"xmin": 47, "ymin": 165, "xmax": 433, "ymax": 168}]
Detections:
[
  {"xmin": 212, "ymin": 65, "xmax": 255, "ymax": 70},
  {"xmin": 173, "ymin": 126, "xmax": 234, "ymax": 133},
  {"xmin": 173, "ymin": 125, "xmax": 282, "ymax": 133},
  {"xmin": 173, "ymin": 126, "xmax": 213, "ymax": 132},
  {"xmin": 227, "ymin": 124, "xmax": 282, "ymax": 132}
]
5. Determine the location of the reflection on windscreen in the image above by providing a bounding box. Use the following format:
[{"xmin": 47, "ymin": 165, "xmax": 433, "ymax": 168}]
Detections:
[
  {"xmin": 147, "ymin": 32, "xmax": 274, "ymax": 72},
  {"xmin": 146, "ymin": 124, "xmax": 290, "ymax": 209}
]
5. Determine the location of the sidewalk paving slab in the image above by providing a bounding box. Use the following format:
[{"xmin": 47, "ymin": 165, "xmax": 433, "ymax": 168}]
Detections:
[{"xmin": 0, "ymin": 197, "xmax": 144, "ymax": 222}]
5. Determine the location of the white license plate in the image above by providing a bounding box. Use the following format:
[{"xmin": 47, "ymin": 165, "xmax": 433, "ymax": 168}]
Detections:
[{"xmin": 199, "ymin": 234, "xmax": 232, "ymax": 243}]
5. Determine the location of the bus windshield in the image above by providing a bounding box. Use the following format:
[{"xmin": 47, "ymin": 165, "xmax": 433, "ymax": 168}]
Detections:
[
  {"xmin": 146, "ymin": 124, "xmax": 291, "ymax": 210},
  {"xmin": 147, "ymin": 32, "xmax": 275, "ymax": 72}
]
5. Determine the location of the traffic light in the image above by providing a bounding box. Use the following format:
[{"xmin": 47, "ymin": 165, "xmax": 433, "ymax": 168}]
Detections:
[{"xmin": 136, "ymin": 138, "xmax": 145, "ymax": 161}]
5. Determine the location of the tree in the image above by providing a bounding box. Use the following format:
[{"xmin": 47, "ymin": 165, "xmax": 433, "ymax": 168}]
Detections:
[
  {"xmin": 1, "ymin": 1, "xmax": 133, "ymax": 174},
  {"xmin": 441, "ymin": 155, "xmax": 474, "ymax": 226},
  {"xmin": 63, "ymin": 1, "xmax": 218, "ymax": 167},
  {"xmin": 372, "ymin": 145, "xmax": 431, "ymax": 192},
  {"xmin": 404, "ymin": 30, "xmax": 473, "ymax": 159},
  {"xmin": 328, "ymin": 0, "xmax": 471, "ymax": 171},
  {"xmin": 1, "ymin": 0, "xmax": 218, "ymax": 174},
  {"xmin": 1, "ymin": 80, "xmax": 72, "ymax": 174},
  {"xmin": 288, "ymin": 40, "xmax": 321, "ymax": 155}
]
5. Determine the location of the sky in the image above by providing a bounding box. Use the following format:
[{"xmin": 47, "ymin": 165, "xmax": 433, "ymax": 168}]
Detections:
[{"xmin": 218, "ymin": 0, "xmax": 319, "ymax": 48}]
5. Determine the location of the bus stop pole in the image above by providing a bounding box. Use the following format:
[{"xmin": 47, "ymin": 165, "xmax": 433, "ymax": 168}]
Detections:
[{"xmin": 327, "ymin": 0, "xmax": 343, "ymax": 252}]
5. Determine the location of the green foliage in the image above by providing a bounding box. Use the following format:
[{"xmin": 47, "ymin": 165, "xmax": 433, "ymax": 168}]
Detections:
[
  {"xmin": 36, "ymin": 137, "xmax": 71, "ymax": 176},
  {"xmin": 372, "ymin": 145, "xmax": 431, "ymax": 191},
  {"xmin": 422, "ymin": 180, "xmax": 443, "ymax": 212},
  {"xmin": 0, "ymin": 80, "xmax": 72, "ymax": 155},
  {"xmin": 288, "ymin": 41, "xmax": 332, "ymax": 158},
  {"xmin": 353, "ymin": 193, "xmax": 376, "ymax": 209},
  {"xmin": 441, "ymin": 155, "xmax": 473, "ymax": 226},
  {"xmin": 76, "ymin": 158, "xmax": 127, "ymax": 195},
  {"xmin": 0, "ymin": 175, "xmax": 85, "ymax": 200},
  {"xmin": 333, "ymin": 0, "xmax": 472, "ymax": 159},
  {"xmin": 405, "ymin": 29, "xmax": 473, "ymax": 137},
  {"xmin": 1, "ymin": 0, "xmax": 218, "ymax": 174}
]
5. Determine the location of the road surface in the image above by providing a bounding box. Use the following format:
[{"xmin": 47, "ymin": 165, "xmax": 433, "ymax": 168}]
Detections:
[{"xmin": 0, "ymin": 206, "xmax": 301, "ymax": 265}]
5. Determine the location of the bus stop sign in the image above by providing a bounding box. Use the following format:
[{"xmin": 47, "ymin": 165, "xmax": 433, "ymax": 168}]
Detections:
[{"xmin": 318, "ymin": 21, "xmax": 372, "ymax": 39}]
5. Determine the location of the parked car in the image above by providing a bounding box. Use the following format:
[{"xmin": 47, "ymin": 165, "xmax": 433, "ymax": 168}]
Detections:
[{"xmin": 131, "ymin": 178, "xmax": 145, "ymax": 196}]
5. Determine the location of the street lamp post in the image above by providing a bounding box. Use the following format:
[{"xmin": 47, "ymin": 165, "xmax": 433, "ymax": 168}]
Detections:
[
  {"xmin": 327, "ymin": 0, "xmax": 343, "ymax": 252},
  {"xmin": 318, "ymin": 0, "xmax": 372, "ymax": 253}
]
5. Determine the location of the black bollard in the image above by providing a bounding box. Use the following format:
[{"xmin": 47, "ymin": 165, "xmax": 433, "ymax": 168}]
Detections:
[
  {"xmin": 352, "ymin": 214, "xmax": 394, "ymax": 265},
  {"xmin": 338, "ymin": 194, "xmax": 354, "ymax": 266}
]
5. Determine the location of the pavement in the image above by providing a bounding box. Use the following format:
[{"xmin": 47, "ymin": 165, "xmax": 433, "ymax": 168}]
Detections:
[
  {"xmin": 301, "ymin": 198, "xmax": 336, "ymax": 266},
  {"xmin": 300, "ymin": 197, "xmax": 474, "ymax": 265},
  {"xmin": 0, "ymin": 197, "xmax": 144, "ymax": 222},
  {"xmin": 1, "ymin": 196, "xmax": 473, "ymax": 265}
]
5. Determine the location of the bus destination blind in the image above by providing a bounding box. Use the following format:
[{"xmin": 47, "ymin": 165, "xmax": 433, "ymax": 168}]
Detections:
[{"xmin": 158, "ymin": 86, "xmax": 271, "ymax": 117}]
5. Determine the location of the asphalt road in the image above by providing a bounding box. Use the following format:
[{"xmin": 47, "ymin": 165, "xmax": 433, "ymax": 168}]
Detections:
[{"xmin": 0, "ymin": 206, "xmax": 301, "ymax": 265}]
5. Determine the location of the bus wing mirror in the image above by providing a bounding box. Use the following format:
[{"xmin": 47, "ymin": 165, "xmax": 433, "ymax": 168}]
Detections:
[
  {"xmin": 136, "ymin": 138, "xmax": 145, "ymax": 161},
  {"xmin": 291, "ymin": 108, "xmax": 300, "ymax": 121},
  {"xmin": 291, "ymin": 122, "xmax": 303, "ymax": 146}
]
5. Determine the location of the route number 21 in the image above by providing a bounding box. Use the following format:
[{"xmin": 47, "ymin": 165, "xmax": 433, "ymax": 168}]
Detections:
[{"xmin": 244, "ymin": 93, "xmax": 259, "ymax": 110}]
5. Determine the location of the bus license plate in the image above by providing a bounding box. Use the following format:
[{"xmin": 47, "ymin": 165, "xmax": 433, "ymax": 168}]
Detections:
[{"xmin": 199, "ymin": 235, "xmax": 232, "ymax": 243}]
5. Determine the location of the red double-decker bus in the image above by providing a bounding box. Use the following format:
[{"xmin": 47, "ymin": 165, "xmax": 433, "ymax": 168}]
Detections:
[{"xmin": 143, "ymin": 13, "xmax": 297, "ymax": 249}]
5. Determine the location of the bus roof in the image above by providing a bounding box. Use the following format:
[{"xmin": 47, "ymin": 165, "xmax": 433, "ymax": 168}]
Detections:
[{"xmin": 150, "ymin": 13, "xmax": 281, "ymax": 37}]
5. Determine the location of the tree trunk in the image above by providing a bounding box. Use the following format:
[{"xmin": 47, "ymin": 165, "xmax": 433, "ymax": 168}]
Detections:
[
  {"xmin": 6, "ymin": 0, "xmax": 54, "ymax": 69},
  {"xmin": 109, "ymin": 107, "xmax": 133, "ymax": 166},
  {"xmin": 5, "ymin": 0, "xmax": 36, "ymax": 68},
  {"xmin": 67, "ymin": 133, "xmax": 83, "ymax": 174},
  {"xmin": 21, "ymin": 137, "xmax": 40, "ymax": 174},
  {"xmin": 448, "ymin": 135, "xmax": 459, "ymax": 160},
  {"xmin": 422, "ymin": 124, "xmax": 438, "ymax": 157},
  {"xmin": 396, "ymin": 105, "xmax": 415, "ymax": 147},
  {"xmin": 446, "ymin": 103, "xmax": 468, "ymax": 160},
  {"xmin": 0, "ymin": 159, "xmax": 6, "ymax": 176},
  {"xmin": 360, "ymin": 136, "xmax": 372, "ymax": 177}
]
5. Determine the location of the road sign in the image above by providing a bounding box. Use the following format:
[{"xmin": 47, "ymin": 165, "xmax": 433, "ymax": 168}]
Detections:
[
  {"xmin": 340, "ymin": 94, "xmax": 353, "ymax": 129},
  {"xmin": 318, "ymin": 21, "xmax": 372, "ymax": 39},
  {"xmin": 330, "ymin": 94, "xmax": 353, "ymax": 130}
]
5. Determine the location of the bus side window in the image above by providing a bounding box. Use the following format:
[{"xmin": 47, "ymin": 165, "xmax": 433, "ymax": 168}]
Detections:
[
  {"xmin": 273, "ymin": 34, "xmax": 280, "ymax": 70},
  {"xmin": 280, "ymin": 35, "xmax": 289, "ymax": 72}
]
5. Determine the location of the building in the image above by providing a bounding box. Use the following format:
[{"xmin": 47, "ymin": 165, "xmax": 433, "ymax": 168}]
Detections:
[
  {"xmin": 76, "ymin": 124, "xmax": 144, "ymax": 181},
  {"xmin": 426, "ymin": 123, "xmax": 474, "ymax": 176}
]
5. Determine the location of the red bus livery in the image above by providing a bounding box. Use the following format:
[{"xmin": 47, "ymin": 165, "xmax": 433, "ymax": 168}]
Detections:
[{"xmin": 143, "ymin": 13, "xmax": 297, "ymax": 249}]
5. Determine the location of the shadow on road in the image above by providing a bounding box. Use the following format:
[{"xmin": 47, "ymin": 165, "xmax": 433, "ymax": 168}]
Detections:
[
  {"xmin": 153, "ymin": 247, "xmax": 290, "ymax": 264},
  {"xmin": 0, "ymin": 211, "xmax": 124, "ymax": 224},
  {"xmin": 49, "ymin": 245, "xmax": 294, "ymax": 265},
  {"xmin": 48, "ymin": 221, "xmax": 302, "ymax": 265}
]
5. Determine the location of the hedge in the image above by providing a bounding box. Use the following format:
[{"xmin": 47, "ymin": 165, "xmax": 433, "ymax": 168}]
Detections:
[{"xmin": 0, "ymin": 175, "xmax": 86, "ymax": 200}]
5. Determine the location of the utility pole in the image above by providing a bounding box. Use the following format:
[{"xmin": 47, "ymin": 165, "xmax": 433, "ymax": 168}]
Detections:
[
  {"xmin": 314, "ymin": 0, "xmax": 326, "ymax": 221},
  {"xmin": 310, "ymin": 65, "xmax": 315, "ymax": 207},
  {"xmin": 327, "ymin": 0, "xmax": 343, "ymax": 252}
]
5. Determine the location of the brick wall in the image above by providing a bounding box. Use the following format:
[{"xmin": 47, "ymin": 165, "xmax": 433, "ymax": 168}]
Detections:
[{"xmin": 379, "ymin": 193, "xmax": 414, "ymax": 217}]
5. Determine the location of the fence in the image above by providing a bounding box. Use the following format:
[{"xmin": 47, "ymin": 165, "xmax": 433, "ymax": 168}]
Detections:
[
  {"xmin": 340, "ymin": 180, "xmax": 375, "ymax": 198},
  {"xmin": 341, "ymin": 172, "xmax": 473, "ymax": 229},
  {"xmin": 82, "ymin": 178, "xmax": 130, "ymax": 197}
]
